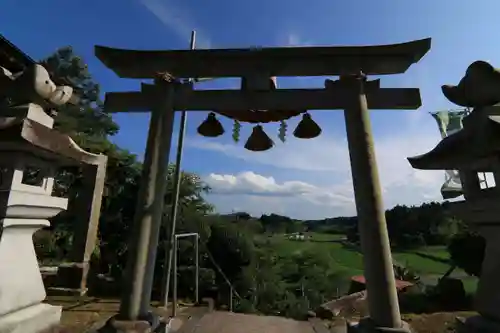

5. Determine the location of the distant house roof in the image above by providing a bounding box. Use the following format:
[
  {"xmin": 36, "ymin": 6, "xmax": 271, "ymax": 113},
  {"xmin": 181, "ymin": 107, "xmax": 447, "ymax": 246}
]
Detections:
[
  {"xmin": 0, "ymin": 34, "xmax": 35, "ymax": 73},
  {"xmin": 351, "ymin": 275, "xmax": 413, "ymax": 291}
]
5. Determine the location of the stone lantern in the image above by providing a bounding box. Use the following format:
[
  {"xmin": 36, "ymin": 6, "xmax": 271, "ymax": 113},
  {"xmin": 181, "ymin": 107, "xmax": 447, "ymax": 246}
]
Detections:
[
  {"xmin": 408, "ymin": 60, "xmax": 500, "ymax": 333},
  {"xmin": 0, "ymin": 64, "xmax": 102, "ymax": 332}
]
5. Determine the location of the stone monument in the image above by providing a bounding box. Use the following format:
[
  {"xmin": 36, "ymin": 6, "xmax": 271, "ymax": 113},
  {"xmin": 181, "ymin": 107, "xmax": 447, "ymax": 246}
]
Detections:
[
  {"xmin": 52, "ymin": 153, "xmax": 107, "ymax": 296},
  {"xmin": 408, "ymin": 61, "xmax": 500, "ymax": 333},
  {"xmin": 0, "ymin": 63, "xmax": 102, "ymax": 332}
]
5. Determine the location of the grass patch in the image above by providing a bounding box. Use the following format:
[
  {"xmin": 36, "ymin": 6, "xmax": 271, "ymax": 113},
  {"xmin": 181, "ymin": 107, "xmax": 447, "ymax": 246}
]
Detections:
[
  {"xmin": 461, "ymin": 277, "xmax": 479, "ymax": 294},
  {"xmin": 259, "ymin": 232, "xmax": 479, "ymax": 294},
  {"xmin": 269, "ymin": 233, "xmax": 453, "ymax": 276},
  {"xmin": 416, "ymin": 246, "xmax": 450, "ymax": 260},
  {"xmin": 260, "ymin": 233, "xmax": 363, "ymax": 276},
  {"xmin": 392, "ymin": 252, "xmax": 451, "ymax": 275}
]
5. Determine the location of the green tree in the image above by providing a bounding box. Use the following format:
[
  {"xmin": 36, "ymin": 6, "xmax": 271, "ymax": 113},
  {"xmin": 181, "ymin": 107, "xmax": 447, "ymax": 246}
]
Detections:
[
  {"xmin": 40, "ymin": 46, "xmax": 118, "ymax": 138},
  {"xmin": 248, "ymin": 247, "xmax": 290, "ymax": 316},
  {"xmin": 259, "ymin": 213, "xmax": 292, "ymax": 233},
  {"xmin": 281, "ymin": 250, "xmax": 350, "ymax": 309},
  {"xmin": 35, "ymin": 47, "xmax": 125, "ymax": 263},
  {"xmin": 448, "ymin": 230, "xmax": 486, "ymax": 277},
  {"xmin": 344, "ymin": 202, "xmax": 463, "ymax": 249},
  {"xmin": 207, "ymin": 221, "xmax": 255, "ymax": 282}
]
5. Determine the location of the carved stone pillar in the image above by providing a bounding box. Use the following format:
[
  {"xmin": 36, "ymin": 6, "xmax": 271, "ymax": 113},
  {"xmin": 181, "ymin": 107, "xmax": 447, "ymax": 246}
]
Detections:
[
  {"xmin": 52, "ymin": 155, "xmax": 107, "ymax": 296},
  {"xmin": 476, "ymin": 226, "xmax": 500, "ymax": 319},
  {"xmin": 456, "ymin": 226, "xmax": 500, "ymax": 333}
]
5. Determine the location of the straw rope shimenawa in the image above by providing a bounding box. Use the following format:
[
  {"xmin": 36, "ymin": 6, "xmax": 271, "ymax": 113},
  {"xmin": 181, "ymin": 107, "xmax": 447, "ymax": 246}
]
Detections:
[{"xmin": 196, "ymin": 76, "xmax": 322, "ymax": 151}]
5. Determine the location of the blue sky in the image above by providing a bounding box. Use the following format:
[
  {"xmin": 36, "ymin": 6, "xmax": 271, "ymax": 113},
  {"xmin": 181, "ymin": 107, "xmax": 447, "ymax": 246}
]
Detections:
[{"xmin": 3, "ymin": 0, "xmax": 499, "ymax": 219}]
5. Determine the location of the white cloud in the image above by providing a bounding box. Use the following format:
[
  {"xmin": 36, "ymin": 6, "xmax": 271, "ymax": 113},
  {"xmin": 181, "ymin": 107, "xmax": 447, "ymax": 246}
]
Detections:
[
  {"xmin": 189, "ymin": 121, "xmax": 442, "ymax": 188},
  {"xmin": 138, "ymin": 0, "xmax": 211, "ymax": 49},
  {"xmin": 284, "ymin": 32, "xmax": 314, "ymax": 47},
  {"xmin": 206, "ymin": 171, "xmax": 353, "ymax": 204},
  {"xmin": 190, "ymin": 115, "xmax": 450, "ymax": 219},
  {"xmin": 286, "ymin": 33, "xmax": 302, "ymax": 47},
  {"xmin": 205, "ymin": 168, "xmax": 443, "ymax": 220}
]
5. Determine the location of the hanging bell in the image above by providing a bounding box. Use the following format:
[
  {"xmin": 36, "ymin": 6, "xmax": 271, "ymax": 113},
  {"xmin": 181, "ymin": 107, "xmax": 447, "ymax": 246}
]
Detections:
[
  {"xmin": 197, "ymin": 112, "xmax": 225, "ymax": 137},
  {"xmin": 244, "ymin": 125, "xmax": 274, "ymax": 152},
  {"xmin": 293, "ymin": 113, "xmax": 322, "ymax": 139}
]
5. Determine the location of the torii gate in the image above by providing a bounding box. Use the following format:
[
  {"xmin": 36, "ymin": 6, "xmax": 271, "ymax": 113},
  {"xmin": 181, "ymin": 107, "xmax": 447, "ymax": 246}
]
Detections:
[{"xmin": 94, "ymin": 38, "xmax": 431, "ymax": 333}]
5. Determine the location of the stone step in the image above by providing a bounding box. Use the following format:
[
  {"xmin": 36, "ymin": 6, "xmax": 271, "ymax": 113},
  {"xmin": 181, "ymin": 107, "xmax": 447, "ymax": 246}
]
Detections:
[
  {"xmin": 176, "ymin": 311, "xmax": 316, "ymax": 333},
  {"xmin": 47, "ymin": 287, "xmax": 88, "ymax": 297}
]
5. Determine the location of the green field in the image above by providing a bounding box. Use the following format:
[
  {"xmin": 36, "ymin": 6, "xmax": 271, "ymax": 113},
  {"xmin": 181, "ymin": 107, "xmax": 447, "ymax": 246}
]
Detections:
[
  {"xmin": 259, "ymin": 232, "xmax": 478, "ymax": 293},
  {"xmin": 392, "ymin": 252, "xmax": 450, "ymax": 275}
]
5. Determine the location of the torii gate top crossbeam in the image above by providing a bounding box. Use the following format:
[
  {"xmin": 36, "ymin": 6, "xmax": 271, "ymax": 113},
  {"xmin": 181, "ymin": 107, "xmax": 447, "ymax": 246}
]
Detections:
[{"xmin": 95, "ymin": 38, "xmax": 431, "ymax": 79}]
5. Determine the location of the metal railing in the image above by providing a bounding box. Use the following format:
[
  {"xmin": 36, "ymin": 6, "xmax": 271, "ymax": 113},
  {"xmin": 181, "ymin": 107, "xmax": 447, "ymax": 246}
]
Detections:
[
  {"xmin": 205, "ymin": 247, "xmax": 242, "ymax": 312},
  {"xmin": 172, "ymin": 232, "xmax": 199, "ymax": 317},
  {"xmin": 169, "ymin": 231, "xmax": 242, "ymax": 316}
]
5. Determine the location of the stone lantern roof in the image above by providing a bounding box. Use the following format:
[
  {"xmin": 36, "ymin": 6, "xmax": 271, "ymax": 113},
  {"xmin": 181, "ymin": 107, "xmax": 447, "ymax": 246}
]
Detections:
[
  {"xmin": 0, "ymin": 34, "xmax": 35, "ymax": 73},
  {"xmin": 0, "ymin": 104, "xmax": 101, "ymax": 166},
  {"xmin": 409, "ymin": 60, "xmax": 500, "ymax": 172},
  {"xmin": 0, "ymin": 34, "xmax": 75, "ymax": 91},
  {"xmin": 408, "ymin": 106, "xmax": 500, "ymax": 171}
]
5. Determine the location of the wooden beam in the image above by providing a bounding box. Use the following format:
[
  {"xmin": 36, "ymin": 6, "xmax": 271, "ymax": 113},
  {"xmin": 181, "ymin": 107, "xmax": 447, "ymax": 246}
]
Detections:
[
  {"xmin": 104, "ymin": 86, "xmax": 422, "ymax": 112},
  {"xmin": 95, "ymin": 38, "xmax": 431, "ymax": 79}
]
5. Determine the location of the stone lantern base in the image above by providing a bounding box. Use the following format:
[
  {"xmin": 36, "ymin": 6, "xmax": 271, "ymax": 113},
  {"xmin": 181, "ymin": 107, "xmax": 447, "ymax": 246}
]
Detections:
[
  {"xmin": 0, "ymin": 201, "xmax": 67, "ymax": 332},
  {"xmin": 0, "ymin": 217, "xmax": 63, "ymax": 333},
  {"xmin": 0, "ymin": 303, "xmax": 61, "ymax": 333},
  {"xmin": 347, "ymin": 318, "xmax": 413, "ymax": 333}
]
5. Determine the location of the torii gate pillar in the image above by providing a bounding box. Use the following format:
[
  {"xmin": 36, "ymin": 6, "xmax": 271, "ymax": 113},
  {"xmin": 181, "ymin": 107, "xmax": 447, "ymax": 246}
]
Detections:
[{"xmin": 342, "ymin": 73, "xmax": 406, "ymax": 331}]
